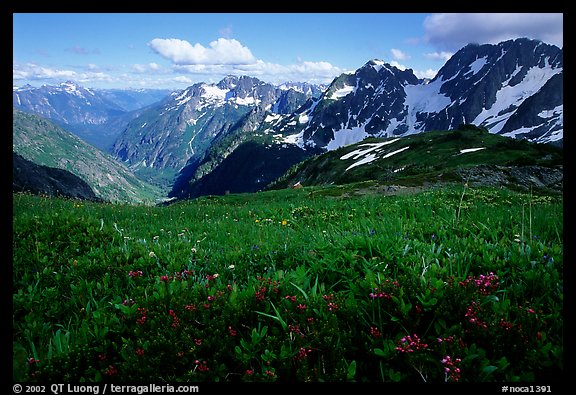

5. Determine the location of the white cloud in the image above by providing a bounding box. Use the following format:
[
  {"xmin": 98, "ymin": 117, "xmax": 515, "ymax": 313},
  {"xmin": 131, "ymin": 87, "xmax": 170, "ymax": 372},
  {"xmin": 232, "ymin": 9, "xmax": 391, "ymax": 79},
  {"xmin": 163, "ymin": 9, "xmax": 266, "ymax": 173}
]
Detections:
[
  {"xmin": 173, "ymin": 76, "xmax": 193, "ymax": 84},
  {"xmin": 391, "ymin": 48, "xmax": 410, "ymax": 61},
  {"xmin": 132, "ymin": 64, "xmax": 147, "ymax": 73},
  {"xmin": 148, "ymin": 37, "xmax": 349, "ymax": 84},
  {"xmin": 423, "ymin": 13, "xmax": 563, "ymax": 51},
  {"xmin": 382, "ymin": 60, "xmax": 437, "ymax": 81},
  {"xmin": 413, "ymin": 69, "xmax": 438, "ymax": 80},
  {"xmin": 173, "ymin": 59, "xmax": 347, "ymax": 85},
  {"xmin": 13, "ymin": 62, "xmax": 117, "ymax": 87},
  {"xmin": 423, "ymin": 51, "xmax": 453, "ymax": 62},
  {"xmin": 148, "ymin": 37, "xmax": 256, "ymax": 65},
  {"xmin": 388, "ymin": 61, "xmax": 406, "ymax": 71},
  {"xmin": 132, "ymin": 63, "xmax": 162, "ymax": 73},
  {"xmin": 13, "ymin": 62, "xmax": 78, "ymax": 80}
]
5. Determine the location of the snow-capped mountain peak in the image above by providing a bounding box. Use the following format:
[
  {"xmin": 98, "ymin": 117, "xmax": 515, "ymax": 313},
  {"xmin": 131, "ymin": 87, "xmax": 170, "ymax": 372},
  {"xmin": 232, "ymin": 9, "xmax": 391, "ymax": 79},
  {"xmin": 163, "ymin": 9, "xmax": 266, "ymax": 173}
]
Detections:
[{"xmin": 293, "ymin": 38, "xmax": 562, "ymax": 150}]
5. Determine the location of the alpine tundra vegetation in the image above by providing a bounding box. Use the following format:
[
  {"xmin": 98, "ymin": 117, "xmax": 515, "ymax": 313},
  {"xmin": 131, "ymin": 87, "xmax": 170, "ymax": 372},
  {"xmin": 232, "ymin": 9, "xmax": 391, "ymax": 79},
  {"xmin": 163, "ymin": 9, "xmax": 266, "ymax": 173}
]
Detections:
[{"xmin": 13, "ymin": 178, "xmax": 563, "ymax": 382}]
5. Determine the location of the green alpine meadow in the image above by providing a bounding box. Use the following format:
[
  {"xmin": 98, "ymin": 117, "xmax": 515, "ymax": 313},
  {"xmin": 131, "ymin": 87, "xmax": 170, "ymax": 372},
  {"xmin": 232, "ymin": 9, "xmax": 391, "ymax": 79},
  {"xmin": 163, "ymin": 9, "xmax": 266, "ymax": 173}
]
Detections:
[{"xmin": 13, "ymin": 179, "xmax": 563, "ymax": 382}]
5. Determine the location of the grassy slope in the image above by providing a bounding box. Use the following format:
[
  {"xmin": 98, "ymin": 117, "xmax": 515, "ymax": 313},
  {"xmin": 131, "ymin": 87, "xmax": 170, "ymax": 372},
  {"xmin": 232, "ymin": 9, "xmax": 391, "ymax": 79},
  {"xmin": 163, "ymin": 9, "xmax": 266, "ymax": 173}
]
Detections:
[
  {"xmin": 13, "ymin": 109, "xmax": 163, "ymax": 204},
  {"xmin": 270, "ymin": 126, "xmax": 562, "ymax": 189},
  {"xmin": 13, "ymin": 182, "xmax": 563, "ymax": 382}
]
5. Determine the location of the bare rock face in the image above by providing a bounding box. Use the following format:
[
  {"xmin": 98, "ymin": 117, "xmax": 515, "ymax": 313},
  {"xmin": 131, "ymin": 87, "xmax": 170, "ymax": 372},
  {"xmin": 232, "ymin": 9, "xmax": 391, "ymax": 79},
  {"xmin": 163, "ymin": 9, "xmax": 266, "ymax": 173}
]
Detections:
[
  {"xmin": 456, "ymin": 164, "xmax": 563, "ymax": 193},
  {"xmin": 299, "ymin": 38, "xmax": 562, "ymax": 151}
]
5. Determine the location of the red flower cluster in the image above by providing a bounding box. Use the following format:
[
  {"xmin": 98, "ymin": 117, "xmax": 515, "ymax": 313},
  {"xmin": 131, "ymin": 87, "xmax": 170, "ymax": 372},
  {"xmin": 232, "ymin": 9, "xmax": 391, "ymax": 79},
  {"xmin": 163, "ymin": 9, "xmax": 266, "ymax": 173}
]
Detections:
[
  {"xmin": 136, "ymin": 308, "xmax": 147, "ymax": 325},
  {"xmin": 464, "ymin": 301, "xmax": 488, "ymax": 330},
  {"xmin": 370, "ymin": 326, "xmax": 382, "ymax": 339},
  {"xmin": 128, "ymin": 270, "xmax": 143, "ymax": 277},
  {"xmin": 194, "ymin": 360, "xmax": 209, "ymax": 372},
  {"xmin": 288, "ymin": 324, "xmax": 304, "ymax": 338},
  {"xmin": 255, "ymin": 286, "xmax": 267, "ymax": 302},
  {"xmin": 323, "ymin": 294, "xmax": 339, "ymax": 311},
  {"xmin": 168, "ymin": 309, "xmax": 179, "ymax": 328},
  {"xmin": 294, "ymin": 347, "xmax": 312, "ymax": 361},
  {"xmin": 104, "ymin": 365, "xmax": 118, "ymax": 376},
  {"xmin": 228, "ymin": 326, "xmax": 237, "ymax": 337},
  {"xmin": 459, "ymin": 272, "xmax": 499, "ymax": 295},
  {"xmin": 395, "ymin": 334, "xmax": 429, "ymax": 353},
  {"xmin": 441, "ymin": 355, "xmax": 462, "ymax": 382}
]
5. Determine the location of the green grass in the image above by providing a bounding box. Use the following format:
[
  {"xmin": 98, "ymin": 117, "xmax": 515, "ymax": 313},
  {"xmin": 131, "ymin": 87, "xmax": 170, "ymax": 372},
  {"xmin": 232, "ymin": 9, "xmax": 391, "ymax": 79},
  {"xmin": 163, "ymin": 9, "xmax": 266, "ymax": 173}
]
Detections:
[
  {"xmin": 271, "ymin": 127, "xmax": 563, "ymax": 189},
  {"xmin": 12, "ymin": 184, "xmax": 563, "ymax": 382}
]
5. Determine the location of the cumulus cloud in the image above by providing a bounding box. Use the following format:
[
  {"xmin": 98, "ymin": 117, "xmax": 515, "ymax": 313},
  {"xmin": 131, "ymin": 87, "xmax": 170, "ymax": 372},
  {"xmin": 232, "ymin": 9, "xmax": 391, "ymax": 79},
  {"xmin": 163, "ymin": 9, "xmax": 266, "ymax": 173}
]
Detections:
[
  {"xmin": 173, "ymin": 76, "xmax": 193, "ymax": 84},
  {"xmin": 382, "ymin": 60, "xmax": 437, "ymax": 81},
  {"xmin": 388, "ymin": 61, "xmax": 407, "ymax": 71},
  {"xmin": 414, "ymin": 69, "xmax": 438, "ymax": 80},
  {"xmin": 391, "ymin": 48, "xmax": 410, "ymax": 61},
  {"xmin": 148, "ymin": 37, "xmax": 256, "ymax": 65},
  {"xmin": 148, "ymin": 37, "xmax": 349, "ymax": 84},
  {"xmin": 132, "ymin": 63, "xmax": 163, "ymax": 73},
  {"xmin": 13, "ymin": 62, "xmax": 78, "ymax": 80},
  {"xmin": 132, "ymin": 64, "xmax": 147, "ymax": 73},
  {"xmin": 423, "ymin": 13, "xmax": 563, "ymax": 51},
  {"xmin": 173, "ymin": 59, "xmax": 347, "ymax": 85},
  {"xmin": 13, "ymin": 62, "xmax": 113, "ymax": 85},
  {"xmin": 424, "ymin": 51, "xmax": 453, "ymax": 62}
]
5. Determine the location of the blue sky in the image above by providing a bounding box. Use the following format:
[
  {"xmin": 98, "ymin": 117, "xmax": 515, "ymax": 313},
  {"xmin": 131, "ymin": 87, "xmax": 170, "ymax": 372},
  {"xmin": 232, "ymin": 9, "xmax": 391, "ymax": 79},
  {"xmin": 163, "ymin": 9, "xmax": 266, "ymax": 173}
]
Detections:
[{"xmin": 13, "ymin": 13, "xmax": 563, "ymax": 90}]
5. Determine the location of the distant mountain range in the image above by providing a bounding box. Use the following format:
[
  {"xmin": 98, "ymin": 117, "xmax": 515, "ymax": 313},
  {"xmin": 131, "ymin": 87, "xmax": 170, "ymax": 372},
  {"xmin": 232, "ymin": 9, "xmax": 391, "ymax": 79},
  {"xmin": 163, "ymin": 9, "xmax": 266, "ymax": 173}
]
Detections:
[
  {"xmin": 13, "ymin": 109, "xmax": 163, "ymax": 204},
  {"xmin": 109, "ymin": 75, "xmax": 321, "ymax": 189},
  {"xmin": 13, "ymin": 82, "xmax": 173, "ymax": 150},
  {"xmin": 12, "ymin": 38, "xmax": 563, "ymax": 202}
]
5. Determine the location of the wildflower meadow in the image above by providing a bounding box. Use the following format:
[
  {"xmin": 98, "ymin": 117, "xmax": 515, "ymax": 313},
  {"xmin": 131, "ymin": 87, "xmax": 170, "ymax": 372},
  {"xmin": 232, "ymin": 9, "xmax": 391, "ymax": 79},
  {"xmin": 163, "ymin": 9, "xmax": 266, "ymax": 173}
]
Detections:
[{"xmin": 12, "ymin": 183, "xmax": 563, "ymax": 383}]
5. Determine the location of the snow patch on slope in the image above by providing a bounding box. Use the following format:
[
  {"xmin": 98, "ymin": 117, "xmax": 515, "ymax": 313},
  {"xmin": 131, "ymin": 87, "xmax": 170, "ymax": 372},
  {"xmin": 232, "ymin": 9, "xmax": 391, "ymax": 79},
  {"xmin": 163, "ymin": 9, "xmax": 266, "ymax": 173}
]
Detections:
[
  {"xmin": 327, "ymin": 126, "xmax": 369, "ymax": 151},
  {"xmin": 404, "ymin": 78, "xmax": 452, "ymax": 131},
  {"xmin": 328, "ymin": 85, "xmax": 355, "ymax": 100},
  {"xmin": 466, "ymin": 56, "xmax": 488, "ymax": 76},
  {"xmin": 342, "ymin": 142, "xmax": 410, "ymax": 172},
  {"xmin": 472, "ymin": 63, "xmax": 562, "ymax": 132},
  {"xmin": 459, "ymin": 147, "xmax": 486, "ymax": 154}
]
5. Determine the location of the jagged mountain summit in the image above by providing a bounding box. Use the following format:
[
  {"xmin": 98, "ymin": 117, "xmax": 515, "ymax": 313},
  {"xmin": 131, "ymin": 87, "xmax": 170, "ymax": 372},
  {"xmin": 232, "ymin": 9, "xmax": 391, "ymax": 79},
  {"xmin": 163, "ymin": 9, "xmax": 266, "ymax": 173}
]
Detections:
[
  {"xmin": 410, "ymin": 38, "xmax": 562, "ymax": 142},
  {"xmin": 279, "ymin": 38, "xmax": 562, "ymax": 152},
  {"xmin": 111, "ymin": 75, "xmax": 316, "ymax": 187},
  {"xmin": 13, "ymin": 81, "xmax": 125, "ymax": 125},
  {"xmin": 12, "ymin": 82, "xmax": 172, "ymax": 150},
  {"xmin": 277, "ymin": 81, "xmax": 328, "ymax": 98}
]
